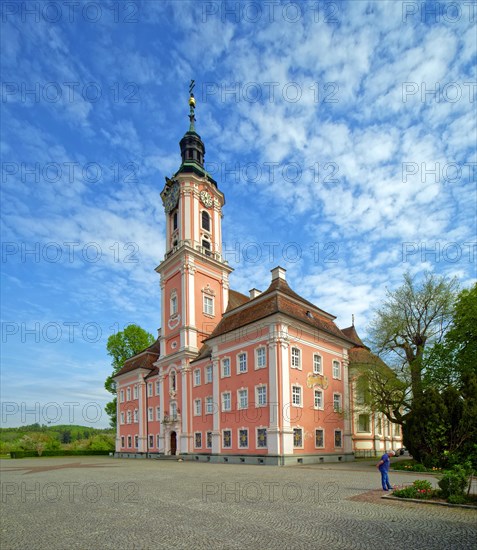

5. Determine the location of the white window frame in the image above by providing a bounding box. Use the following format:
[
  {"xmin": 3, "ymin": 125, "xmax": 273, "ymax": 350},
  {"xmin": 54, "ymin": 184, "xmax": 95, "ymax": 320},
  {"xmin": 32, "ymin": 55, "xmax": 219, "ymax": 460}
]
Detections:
[
  {"xmin": 333, "ymin": 393, "xmax": 342, "ymax": 412},
  {"xmin": 332, "ymin": 360, "xmax": 341, "ymax": 379},
  {"xmin": 222, "ymin": 391, "xmax": 231, "ymax": 412},
  {"xmin": 194, "ymin": 398, "xmax": 202, "ymax": 416},
  {"xmin": 127, "ymin": 410, "xmax": 131, "ymax": 424},
  {"xmin": 133, "ymin": 385, "xmax": 138, "ymax": 399},
  {"xmin": 120, "ymin": 412, "xmax": 124, "ymax": 424},
  {"xmin": 155, "ymin": 381, "xmax": 160, "ymax": 395},
  {"xmin": 255, "ymin": 346, "xmax": 266, "ymax": 369},
  {"xmin": 133, "ymin": 409, "xmax": 138, "ymax": 423},
  {"xmin": 149, "ymin": 434, "xmax": 154, "ymax": 448},
  {"xmin": 315, "ymin": 428, "xmax": 325, "ymax": 449},
  {"xmin": 238, "ymin": 428, "xmax": 249, "ymax": 449},
  {"xmin": 194, "ymin": 368, "xmax": 201, "ymax": 386},
  {"xmin": 147, "ymin": 383, "xmax": 153, "ymax": 397},
  {"xmin": 170, "ymin": 292, "xmax": 178, "ymax": 316},
  {"xmin": 237, "ymin": 388, "xmax": 248, "ymax": 410},
  {"xmin": 156, "ymin": 434, "xmax": 160, "ymax": 448},
  {"xmin": 156, "ymin": 406, "xmax": 161, "ymax": 421},
  {"xmin": 170, "ymin": 402, "xmax": 177, "ymax": 419},
  {"xmin": 206, "ymin": 431, "xmax": 212, "ymax": 449},
  {"xmin": 126, "ymin": 387, "xmax": 131, "ymax": 401},
  {"xmin": 119, "ymin": 389, "xmax": 124, "ymax": 402},
  {"xmin": 358, "ymin": 413, "xmax": 371, "ymax": 433},
  {"xmin": 313, "ymin": 354, "xmax": 323, "ymax": 375},
  {"xmin": 127, "ymin": 435, "xmax": 132, "ymax": 447},
  {"xmin": 334, "ymin": 429, "xmax": 343, "ymax": 448},
  {"xmin": 255, "ymin": 384, "xmax": 267, "ymax": 407},
  {"xmin": 203, "ymin": 295, "xmax": 214, "ymax": 316},
  {"xmin": 291, "ymin": 385, "xmax": 302, "ymax": 407},
  {"xmin": 237, "ymin": 352, "xmax": 247, "ymax": 374},
  {"xmin": 121, "ymin": 436, "xmax": 125, "ymax": 447},
  {"xmin": 221, "ymin": 357, "xmax": 231, "ymax": 378},
  {"xmin": 148, "ymin": 407, "xmax": 153, "ymax": 421},
  {"xmin": 194, "ymin": 432, "xmax": 202, "ymax": 449},
  {"xmin": 291, "ymin": 347, "xmax": 301, "ymax": 369},
  {"xmin": 205, "ymin": 365, "xmax": 213, "ymax": 384},
  {"xmin": 314, "ymin": 389, "xmax": 324, "ymax": 410},
  {"xmin": 293, "ymin": 427, "xmax": 304, "ymax": 448},
  {"xmin": 134, "ymin": 435, "xmax": 138, "ymax": 448},
  {"xmin": 222, "ymin": 429, "xmax": 232, "ymax": 449},
  {"xmin": 256, "ymin": 427, "xmax": 267, "ymax": 449},
  {"xmin": 205, "ymin": 396, "xmax": 213, "ymax": 415}
]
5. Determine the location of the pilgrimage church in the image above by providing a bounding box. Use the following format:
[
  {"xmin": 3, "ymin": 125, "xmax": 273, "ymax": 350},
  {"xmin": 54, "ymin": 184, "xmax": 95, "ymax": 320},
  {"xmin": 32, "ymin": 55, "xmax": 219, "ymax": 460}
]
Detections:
[{"xmin": 113, "ymin": 87, "xmax": 403, "ymax": 464}]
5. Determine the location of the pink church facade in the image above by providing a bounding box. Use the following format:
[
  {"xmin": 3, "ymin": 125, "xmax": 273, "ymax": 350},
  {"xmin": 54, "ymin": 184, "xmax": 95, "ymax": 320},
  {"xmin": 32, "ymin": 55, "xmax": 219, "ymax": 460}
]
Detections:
[{"xmin": 113, "ymin": 91, "xmax": 401, "ymax": 464}]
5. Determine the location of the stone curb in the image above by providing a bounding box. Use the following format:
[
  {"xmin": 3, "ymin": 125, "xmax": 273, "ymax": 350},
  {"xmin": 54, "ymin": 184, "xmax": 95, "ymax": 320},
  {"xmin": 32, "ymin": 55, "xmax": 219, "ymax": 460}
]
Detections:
[{"xmin": 382, "ymin": 494, "xmax": 477, "ymax": 510}]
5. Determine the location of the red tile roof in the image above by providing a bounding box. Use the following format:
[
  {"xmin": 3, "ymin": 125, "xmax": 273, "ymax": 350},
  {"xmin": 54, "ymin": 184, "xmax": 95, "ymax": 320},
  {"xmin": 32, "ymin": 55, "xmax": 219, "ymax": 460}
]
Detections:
[
  {"xmin": 114, "ymin": 339, "xmax": 160, "ymax": 377},
  {"xmin": 226, "ymin": 289, "xmax": 250, "ymax": 311},
  {"xmin": 341, "ymin": 325, "xmax": 367, "ymax": 348}
]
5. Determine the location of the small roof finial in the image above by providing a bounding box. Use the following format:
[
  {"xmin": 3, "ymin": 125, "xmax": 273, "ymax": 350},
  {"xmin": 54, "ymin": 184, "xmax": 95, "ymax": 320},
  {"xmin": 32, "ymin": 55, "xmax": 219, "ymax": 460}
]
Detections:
[
  {"xmin": 188, "ymin": 79, "xmax": 196, "ymax": 132},
  {"xmin": 352, "ymin": 314, "xmax": 355, "ymax": 326}
]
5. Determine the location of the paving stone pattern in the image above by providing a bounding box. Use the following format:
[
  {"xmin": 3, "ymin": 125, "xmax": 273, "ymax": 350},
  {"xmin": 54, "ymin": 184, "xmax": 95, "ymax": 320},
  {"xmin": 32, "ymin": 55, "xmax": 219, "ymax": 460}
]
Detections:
[{"xmin": 1, "ymin": 457, "xmax": 476, "ymax": 549}]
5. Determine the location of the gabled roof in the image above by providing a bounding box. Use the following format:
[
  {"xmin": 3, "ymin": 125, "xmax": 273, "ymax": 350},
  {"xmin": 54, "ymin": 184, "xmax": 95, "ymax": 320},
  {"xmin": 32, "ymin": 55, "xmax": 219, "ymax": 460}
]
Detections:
[
  {"xmin": 341, "ymin": 325, "xmax": 367, "ymax": 348},
  {"xmin": 226, "ymin": 289, "xmax": 250, "ymax": 311},
  {"xmin": 206, "ymin": 277, "xmax": 354, "ymax": 345},
  {"xmin": 190, "ymin": 344, "xmax": 212, "ymax": 364},
  {"xmin": 114, "ymin": 339, "xmax": 161, "ymax": 378},
  {"xmin": 341, "ymin": 326, "xmax": 388, "ymax": 370}
]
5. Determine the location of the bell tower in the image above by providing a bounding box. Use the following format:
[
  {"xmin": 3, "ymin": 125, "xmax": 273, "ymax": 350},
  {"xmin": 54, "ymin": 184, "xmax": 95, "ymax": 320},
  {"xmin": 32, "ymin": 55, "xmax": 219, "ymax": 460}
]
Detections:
[{"xmin": 156, "ymin": 81, "xmax": 233, "ymax": 359}]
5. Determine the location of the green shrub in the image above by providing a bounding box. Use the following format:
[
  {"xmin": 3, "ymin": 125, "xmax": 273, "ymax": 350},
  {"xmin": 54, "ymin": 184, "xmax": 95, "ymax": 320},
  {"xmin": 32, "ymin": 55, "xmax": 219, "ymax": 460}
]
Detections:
[
  {"xmin": 412, "ymin": 463, "xmax": 427, "ymax": 472},
  {"xmin": 438, "ymin": 465, "xmax": 469, "ymax": 499},
  {"xmin": 393, "ymin": 480, "xmax": 434, "ymax": 500},
  {"xmin": 447, "ymin": 494, "xmax": 467, "ymax": 505}
]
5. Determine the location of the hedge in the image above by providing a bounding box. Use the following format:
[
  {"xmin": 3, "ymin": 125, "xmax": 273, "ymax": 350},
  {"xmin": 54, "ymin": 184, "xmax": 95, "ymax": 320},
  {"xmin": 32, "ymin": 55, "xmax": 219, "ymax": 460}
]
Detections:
[{"xmin": 10, "ymin": 450, "xmax": 113, "ymax": 458}]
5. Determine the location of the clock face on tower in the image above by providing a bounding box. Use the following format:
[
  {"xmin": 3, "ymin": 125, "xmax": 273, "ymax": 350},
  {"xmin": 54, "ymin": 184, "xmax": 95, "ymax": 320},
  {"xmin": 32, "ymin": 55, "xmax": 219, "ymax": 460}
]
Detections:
[
  {"xmin": 163, "ymin": 180, "xmax": 180, "ymax": 213},
  {"xmin": 200, "ymin": 190, "xmax": 213, "ymax": 208}
]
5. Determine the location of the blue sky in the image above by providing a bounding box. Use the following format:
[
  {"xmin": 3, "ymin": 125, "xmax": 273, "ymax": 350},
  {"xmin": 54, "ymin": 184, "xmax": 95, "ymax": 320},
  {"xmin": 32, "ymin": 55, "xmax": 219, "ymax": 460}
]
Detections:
[{"xmin": 1, "ymin": 1, "xmax": 476, "ymax": 428}]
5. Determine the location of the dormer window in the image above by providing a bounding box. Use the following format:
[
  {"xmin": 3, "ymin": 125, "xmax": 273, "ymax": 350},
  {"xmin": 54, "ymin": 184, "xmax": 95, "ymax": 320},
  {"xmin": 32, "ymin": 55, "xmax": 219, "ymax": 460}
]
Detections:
[{"xmin": 201, "ymin": 211, "xmax": 210, "ymax": 231}]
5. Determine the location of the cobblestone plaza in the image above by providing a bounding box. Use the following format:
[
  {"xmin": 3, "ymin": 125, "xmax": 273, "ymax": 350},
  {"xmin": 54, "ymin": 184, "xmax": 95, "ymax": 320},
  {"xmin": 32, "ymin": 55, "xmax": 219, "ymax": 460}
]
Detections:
[{"xmin": 1, "ymin": 456, "xmax": 476, "ymax": 549}]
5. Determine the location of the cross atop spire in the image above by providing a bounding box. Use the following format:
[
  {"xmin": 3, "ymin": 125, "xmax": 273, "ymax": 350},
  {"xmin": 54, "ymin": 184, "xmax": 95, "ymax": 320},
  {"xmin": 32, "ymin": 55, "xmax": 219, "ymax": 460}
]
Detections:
[{"xmin": 188, "ymin": 79, "xmax": 196, "ymax": 132}]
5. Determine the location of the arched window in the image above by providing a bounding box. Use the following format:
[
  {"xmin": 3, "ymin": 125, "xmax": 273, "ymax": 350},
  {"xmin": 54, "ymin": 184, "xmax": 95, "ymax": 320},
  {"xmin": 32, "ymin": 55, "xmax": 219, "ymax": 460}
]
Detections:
[
  {"xmin": 201, "ymin": 211, "xmax": 210, "ymax": 231},
  {"xmin": 170, "ymin": 371, "xmax": 176, "ymax": 392},
  {"xmin": 172, "ymin": 211, "xmax": 178, "ymax": 231}
]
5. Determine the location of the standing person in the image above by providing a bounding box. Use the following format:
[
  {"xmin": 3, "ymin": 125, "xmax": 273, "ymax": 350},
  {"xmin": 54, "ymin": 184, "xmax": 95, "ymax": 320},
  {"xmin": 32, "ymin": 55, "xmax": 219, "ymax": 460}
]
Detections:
[{"xmin": 377, "ymin": 450, "xmax": 395, "ymax": 491}]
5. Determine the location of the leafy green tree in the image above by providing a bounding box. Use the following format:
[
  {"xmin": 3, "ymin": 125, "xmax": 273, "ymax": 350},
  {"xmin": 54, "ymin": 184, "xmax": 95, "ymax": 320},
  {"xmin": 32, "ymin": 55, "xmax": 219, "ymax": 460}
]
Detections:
[
  {"xmin": 104, "ymin": 324, "xmax": 155, "ymax": 426},
  {"xmin": 423, "ymin": 283, "xmax": 477, "ymax": 389},
  {"xmin": 368, "ymin": 271, "xmax": 458, "ymax": 409}
]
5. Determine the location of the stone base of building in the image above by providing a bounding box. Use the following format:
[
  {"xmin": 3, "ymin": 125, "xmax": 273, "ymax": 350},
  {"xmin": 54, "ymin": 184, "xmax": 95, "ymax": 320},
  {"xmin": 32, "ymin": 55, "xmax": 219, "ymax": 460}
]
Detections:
[{"xmin": 114, "ymin": 452, "xmax": 355, "ymax": 465}]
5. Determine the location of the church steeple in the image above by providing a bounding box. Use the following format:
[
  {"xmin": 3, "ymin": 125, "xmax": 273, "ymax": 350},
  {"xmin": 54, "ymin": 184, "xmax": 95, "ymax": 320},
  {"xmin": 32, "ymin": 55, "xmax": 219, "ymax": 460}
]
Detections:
[{"xmin": 179, "ymin": 80, "xmax": 205, "ymax": 168}]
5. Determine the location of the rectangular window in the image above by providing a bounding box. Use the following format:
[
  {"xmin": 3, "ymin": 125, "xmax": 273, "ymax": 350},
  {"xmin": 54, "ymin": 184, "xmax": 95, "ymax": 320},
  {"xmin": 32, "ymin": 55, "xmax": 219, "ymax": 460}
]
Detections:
[
  {"xmin": 238, "ymin": 353, "xmax": 247, "ymax": 373},
  {"xmin": 256, "ymin": 347, "xmax": 266, "ymax": 368},
  {"xmin": 333, "ymin": 393, "xmax": 342, "ymax": 412},
  {"xmin": 156, "ymin": 407, "xmax": 161, "ymax": 421},
  {"xmin": 127, "ymin": 411, "xmax": 131, "ymax": 424},
  {"xmin": 292, "ymin": 386, "xmax": 302, "ymax": 406},
  {"xmin": 147, "ymin": 383, "xmax": 153, "ymax": 397},
  {"xmin": 127, "ymin": 435, "xmax": 132, "ymax": 448},
  {"xmin": 313, "ymin": 354, "xmax": 323, "ymax": 374},
  {"xmin": 205, "ymin": 396, "xmax": 213, "ymax": 414},
  {"xmin": 120, "ymin": 412, "xmax": 124, "ymax": 424},
  {"xmin": 256, "ymin": 385, "xmax": 267, "ymax": 406},
  {"xmin": 121, "ymin": 436, "xmax": 125, "ymax": 447},
  {"xmin": 148, "ymin": 407, "xmax": 153, "ymax": 421},
  {"xmin": 194, "ymin": 369, "xmax": 201, "ymax": 386},
  {"xmin": 156, "ymin": 434, "xmax": 160, "ymax": 449},
  {"xmin": 315, "ymin": 429, "xmax": 324, "ymax": 448},
  {"xmin": 293, "ymin": 428, "xmax": 303, "ymax": 447},
  {"xmin": 126, "ymin": 387, "xmax": 131, "ymax": 401},
  {"xmin": 170, "ymin": 402, "xmax": 177, "ymax": 419},
  {"xmin": 314, "ymin": 389, "xmax": 323, "ymax": 409},
  {"xmin": 134, "ymin": 435, "xmax": 138, "ymax": 448},
  {"xmin": 149, "ymin": 435, "xmax": 154, "ymax": 448},
  {"xmin": 358, "ymin": 414, "xmax": 370, "ymax": 432},
  {"xmin": 238, "ymin": 389, "xmax": 248, "ymax": 409},
  {"xmin": 205, "ymin": 365, "xmax": 213, "ymax": 383},
  {"xmin": 222, "ymin": 392, "xmax": 231, "ymax": 412},
  {"xmin": 120, "ymin": 389, "xmax": 124, "ymax": 402},
  {"xmin": 222, "ymin": 358, "xmax": 230, "ymax": 377},
  {"xmin": 206, "ymin": 431, "xmax": 212, "ymax": 449},
  {"xmin": 194, "ymin": 399, "xmax": 202, "ymax": 416},
  {"xmin": 155, "ymin": 381, "xmax": 160, "ymax": 395},
  {"xmin": 332, "ymin": 360, "xmax": 341, "ymax": 379},
  {"xmin": 223, "ymin": 430, "xmax": 232, "ymax": 448},
  {"xmin": 257, "ymin": 428, "xmax": 267, "ymax": 448},
  {"xmin": 334, "ymin": 430, "xmax": 342, "ymax": 448},
  {"xmin": 375, "ymin": 415, "xmax": 382, "ymax": 435},
  {"xmin": 134, "ymin": 386, "xmax": 138, "ymax": 399},
  {"xmin": 239, "ymin": 429, "xmax": 248, "ymax": 448},
  {"xmin": 204, "ymin": 295, "xmax": 214, "ymax": 315},
  {"xmin": 170, "ymin": 294, "xmax": 178, "ymax": 315},
  {"xmin": 195, "ymin": 432, "xmax": 202, "ymax": 448},
  {"xmin": 134, "ymin": 409, "xmax": 138, "ymax": 423},
  {"xmin": 291, "ymin": 347, "xmax": 301, "ymax": 369}
]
